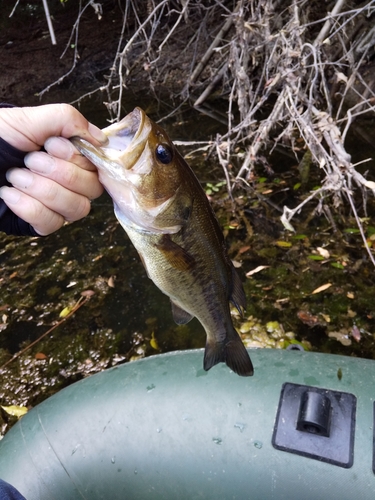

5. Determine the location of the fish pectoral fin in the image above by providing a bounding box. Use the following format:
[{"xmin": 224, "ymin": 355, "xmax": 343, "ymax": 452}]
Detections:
[
  {"xmin": 155, "ymin": 234, "xmax": 195, "ymax": 271},
  {"xmin": 170, "ymin": 300, "xmax": 194, "ymax": 325},
  {"xmin": 204, "ymin": 331, "xmax": 253, "ymax": 377},
  {"xmin": 230, "ymin": 265, "xmax": 247, "ymax": 315}
]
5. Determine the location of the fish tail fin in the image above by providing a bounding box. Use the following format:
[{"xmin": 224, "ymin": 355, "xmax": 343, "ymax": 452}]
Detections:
[
  {"xmin": 225, "ymin": 338, "xmax": 254, "ymax": 377},
  {"xmin": 204, "ymin": 332, "xmax": 254, "ymax": 377}
]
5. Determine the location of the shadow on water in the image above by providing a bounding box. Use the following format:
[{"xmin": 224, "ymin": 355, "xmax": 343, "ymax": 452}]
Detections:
[{"xmin": 0, "ymin": 99, "xmax": 375, "ymax": 432}]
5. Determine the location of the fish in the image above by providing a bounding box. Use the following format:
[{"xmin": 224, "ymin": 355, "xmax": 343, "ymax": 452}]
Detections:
[{"xmin": 71, "ymin": 107, "xmax": 253, "ymax": 376}]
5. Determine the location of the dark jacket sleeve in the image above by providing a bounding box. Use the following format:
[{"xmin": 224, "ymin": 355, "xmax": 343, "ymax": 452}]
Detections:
[{"xmin": 0, "ymin": 111, "xmax": 40, "ymax": 237}]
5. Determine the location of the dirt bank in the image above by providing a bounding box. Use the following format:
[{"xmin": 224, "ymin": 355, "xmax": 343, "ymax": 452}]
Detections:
[{"xmin": 0, "ymin": 1, "xmax": 127, "ymax": 107}]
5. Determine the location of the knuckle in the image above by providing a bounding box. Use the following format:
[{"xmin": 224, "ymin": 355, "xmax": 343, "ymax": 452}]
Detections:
[
  {"xmin": 56, "ymin": 103, "xmax": 75, "ymax": 117},
  {"xmin": 61, "ymin": 164, "xmax": 80, "ymax": 187},
  {"xmin": 65, "ymin": 196, "xmax": 91, "ymax": 222}
]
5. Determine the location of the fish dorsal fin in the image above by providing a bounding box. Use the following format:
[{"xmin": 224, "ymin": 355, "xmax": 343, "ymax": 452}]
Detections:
[
  {"xmin": 155, "ymin": 234, "xmax": 195, "ymax": 272},
  {"xmin": 230, "ymin": 265, "xmax": 247, "ymax": 315},
  {"xmin": 170, "ymin": 299, "xmax": 194, "ymax": 325}
]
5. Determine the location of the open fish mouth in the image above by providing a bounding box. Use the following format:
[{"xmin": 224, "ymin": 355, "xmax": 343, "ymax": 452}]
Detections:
[
  {"xmin": 70, "ymin": 107, "xmax": 150, "ymax": 173},
  {"xmin": 99, "ymin": 108, "xmax": 144, "ymax": 161}
]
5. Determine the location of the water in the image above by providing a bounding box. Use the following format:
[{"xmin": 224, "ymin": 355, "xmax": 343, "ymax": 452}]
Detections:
[{"xmin": 0, "ymin": 101, "xmax": 375, "ymax": 427}]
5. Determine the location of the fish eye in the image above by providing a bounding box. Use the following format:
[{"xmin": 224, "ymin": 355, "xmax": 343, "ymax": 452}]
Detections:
[{"xmin": 155, "ymin": 144, "xmax": 173, "ymax": 164}]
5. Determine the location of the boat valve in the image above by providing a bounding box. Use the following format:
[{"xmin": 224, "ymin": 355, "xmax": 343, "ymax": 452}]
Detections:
[{"xmin": 297, "ymin": 390, "xmax": 331, "ymax": 437}]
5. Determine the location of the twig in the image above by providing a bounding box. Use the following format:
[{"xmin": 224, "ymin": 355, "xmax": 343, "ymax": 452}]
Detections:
[
  {"xmin": 38, "ymin": 0, "xmax": 91, "ymax": 97},
  {"xmin": 314, "ymin": 0, "xmax": 347, "ymax": 45},
  {"xmin": 194, "ymin": 62, "xmax": 228, "ymax": 107},
  {"xmin": 8, "ymin": 0, "xmax": 21, "ymax": 17},
  {"xmin": 42, "ymin": 0, "xmax": 56, "ymax": 45},
  {"xmin": 187, "ymin": 1, "xmax": 239, "ymax": 87},
  {"xmin": 0, "ymin": 297, "xmax": 89, "ymax": 372},
  {"xmin": 344, "ymin": 182, "xmax": 375, "ymax": 266},
  {"xmin": 215, "ymin": 136, "xmax": 233, "ymax": 201}
]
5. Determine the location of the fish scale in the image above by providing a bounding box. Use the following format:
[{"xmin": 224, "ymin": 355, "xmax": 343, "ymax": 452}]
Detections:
[{"xmin": 71, "ymin": 107, "xmax": 253, "ymax": 376}]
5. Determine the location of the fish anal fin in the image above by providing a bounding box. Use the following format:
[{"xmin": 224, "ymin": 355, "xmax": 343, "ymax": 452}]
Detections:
[
  {"xmin": 155, "ymin": 234, "xmax": 195, "ymax": 272},
  {"xmin": 170, "ymin": 299, "xmax": 194, "ymax": 325},
  {"xmin": 204, "ymin": 333, "xmax": 253, "ymax": 377},
  {"xmin": 230, "ymin": 265, "xmax": 247, "ymax": 315}
]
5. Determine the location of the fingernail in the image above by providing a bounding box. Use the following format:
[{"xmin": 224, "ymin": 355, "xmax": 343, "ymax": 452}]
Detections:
[
  {"xmin": 44, "ymin": 137, "xmax": 75, "ymax": 160},
  {"xmin": 6, "ymin": 168, "xmax": 34, "ymax": 189},
  {"xmin": 88, "ymin": 123, "xmax": 108, "ymax": 144},
  {"xmin": 0, "ymin": 186, "xmax": 21, "ymax": 204},
  {"xmin": 25, "ymin": 151, "xmax": 54, "ymax": 174}
]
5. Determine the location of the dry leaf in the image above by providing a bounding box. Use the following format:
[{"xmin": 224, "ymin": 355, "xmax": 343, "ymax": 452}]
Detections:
[
  {"xmin": 328, "ymin": 330, "xmax": 351, "ymax": 346},
  {"xmin": 1, "ymin": 405, "xmax": 28, "ymax": 418},
  {"xmin": 231, "ymin": 260, "xmax": 242, "ymax": 268},
  {"xmin": 239, "ymin": 245, "xmax": 251, "ymax": 254},
  {"xmin": 321, "ymin": 313, "xmax": 331, "ymax": 323},
  {"xmin": 246, "ymin": 265, "xmax": 270, "ymax": 277},
  {"xmin": 317, "ymin": 247, "xmax": 330, "ymax": 259},
  {"xmin": 351, "ymin": 325, "xmax": 361, "ymax": 342},
  {"xmin": 311, "ymin": 283, "xmax": 332, "ymax": 294},
  {"xmin": 35, "ymin": 352, "xmax": 47, "ymax": 360},
  {"xmin": 335, "ymin": 71, "xmax": 348, "ymax": 83},
  {"xmin": 297, "ymin": 310, "xmax": 321, "ymax": 327},
  {"xmin": 108, "ymin": 276, "xmax": 116, "ymax": 288},
  {"xmin": 275, "ymin": 241, "xmax": 292, "ymax": 248},
  {"xmin": 150, "ymin": 332, "xmax": 159, "ymax": 350},
  {"xmin": 59, "ymin": 306, "xmax": 73, "ymax": 318},
  {"xmin": 347, "ymin": 309, "xmax": 357, "ymax": 318}
]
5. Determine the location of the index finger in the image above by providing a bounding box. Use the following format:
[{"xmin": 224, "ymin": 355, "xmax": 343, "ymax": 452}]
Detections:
[
  {"xmin": 0, "ymin": 104, "xmax": 107, "ymax": 152},
  {"xmin": 44, "ymin": 137, "xmax": 97, "ymax": 172}
]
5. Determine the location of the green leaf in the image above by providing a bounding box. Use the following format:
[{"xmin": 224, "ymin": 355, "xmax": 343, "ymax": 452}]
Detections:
[
  {"xmin": 308, "ymin": 255, "xmax": 325, "ymax": 261},
  {"xmin": 331, "ymin": 262, "xmax": 344, "ymax": 269}
]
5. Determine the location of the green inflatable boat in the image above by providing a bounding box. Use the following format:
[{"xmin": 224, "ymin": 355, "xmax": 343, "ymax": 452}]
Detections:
[{"xmin": 0, "ymin": 348, "xmax": 374, "ymax": 499}]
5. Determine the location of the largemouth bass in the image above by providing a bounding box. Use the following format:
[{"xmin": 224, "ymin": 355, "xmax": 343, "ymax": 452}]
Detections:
[{"xmin": 71, "ymin": 108, "xmax": 253, "ymax": 376}]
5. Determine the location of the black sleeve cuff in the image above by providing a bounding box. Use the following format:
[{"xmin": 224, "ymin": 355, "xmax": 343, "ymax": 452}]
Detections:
[
  {"xmin": 0, "ymin": 106, "xmax": 43, "ymax": 236},
  {"xmin": 0, "ymin": 201, "xmax": 41, "ymax": 236}
]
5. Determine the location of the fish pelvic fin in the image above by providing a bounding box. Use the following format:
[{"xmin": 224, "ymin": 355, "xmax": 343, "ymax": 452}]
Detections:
[
  {"xmin": 204, "ymin": 333, "xmax": 254, "ymax": 377},
  {"xmin": 170, "ymin": 299, "xmax": 194, "ymax": 324}
]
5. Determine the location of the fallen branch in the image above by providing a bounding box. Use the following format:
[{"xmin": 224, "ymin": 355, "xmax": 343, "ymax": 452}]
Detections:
[{"xmin": 0, "ymin": 296, "xmax": 90, "ymax": 372}]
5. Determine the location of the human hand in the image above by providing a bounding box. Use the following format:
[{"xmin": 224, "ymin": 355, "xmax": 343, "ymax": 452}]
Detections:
[{"xmin": 0, "ymin": 104, "xmax": 107, "ymax": 235}]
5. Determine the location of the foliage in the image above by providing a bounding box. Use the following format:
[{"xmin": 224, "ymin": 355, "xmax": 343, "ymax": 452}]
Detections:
[{"xmin": 32, "ymin": 0, "xmax": 375, "ymax": 265}]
